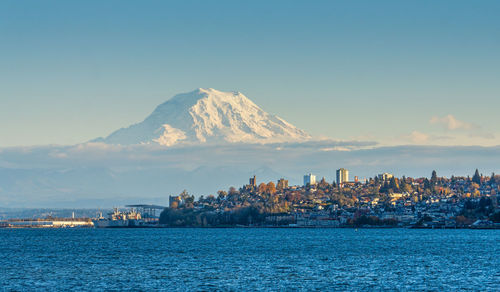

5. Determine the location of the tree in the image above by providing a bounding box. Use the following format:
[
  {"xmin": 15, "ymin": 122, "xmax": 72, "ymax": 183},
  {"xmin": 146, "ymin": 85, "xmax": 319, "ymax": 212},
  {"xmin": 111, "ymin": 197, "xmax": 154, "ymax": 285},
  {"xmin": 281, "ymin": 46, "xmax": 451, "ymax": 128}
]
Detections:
[
  {"xmin": 319, "ymin": 177, "xmax": 328, "ymax": 188},
  {"xmin": 423, "ymin": 178, "xmax": 431, "ymax": 190},
  {"xmin": 180, "ymin": 189, "xmax": 190, "ymax": 200},
  {"xmin": 266, "ymin": 182, "xmax": 276, "ymax": 195},
  {"xmin": 217, "ymin": 190, "xmax": 227, "ymax": 200},
  {"xmin": 380, "ymin": 181, "xmax": 390, "ymax": 194},
  {"xmin": 490, "ymin": 211, "xmax": 500, "ymax": 223},
  {"xmin": 389, "ymin": 177, "xmax": 399, "ymax": 192},
  {"xmin": 184, "ymin": 195, "xmax": 195, "ymax": 208},
  {"xmin": 472, "ymin": 169, "xmax": 481, "ymax": 184},
  {"xmin": 431, "ymin": 170, "xmax": 438, "ymax": 185},
  {"xmin": 258, "ymin": 183, "xmax": 267, "ymax": 194},
  {"xmin": 400, "ymin": 176, "xmax": 411, "ymax": 193}
]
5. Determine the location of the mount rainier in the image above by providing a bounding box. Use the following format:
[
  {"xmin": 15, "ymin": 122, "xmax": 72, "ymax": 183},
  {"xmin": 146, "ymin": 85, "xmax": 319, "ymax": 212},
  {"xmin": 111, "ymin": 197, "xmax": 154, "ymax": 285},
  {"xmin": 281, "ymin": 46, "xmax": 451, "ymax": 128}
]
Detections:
[{"xmin": 95, "ymin": 88, "xmax": 311, "ymax": 146}]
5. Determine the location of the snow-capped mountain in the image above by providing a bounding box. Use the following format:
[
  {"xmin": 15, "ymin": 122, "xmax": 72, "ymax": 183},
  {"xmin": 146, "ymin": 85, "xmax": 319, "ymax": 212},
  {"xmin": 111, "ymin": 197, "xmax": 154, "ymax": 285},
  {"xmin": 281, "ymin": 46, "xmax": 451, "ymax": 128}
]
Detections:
[{"xmin": 95, "ymin": 88, "xmax": 311, "ymax": 146}]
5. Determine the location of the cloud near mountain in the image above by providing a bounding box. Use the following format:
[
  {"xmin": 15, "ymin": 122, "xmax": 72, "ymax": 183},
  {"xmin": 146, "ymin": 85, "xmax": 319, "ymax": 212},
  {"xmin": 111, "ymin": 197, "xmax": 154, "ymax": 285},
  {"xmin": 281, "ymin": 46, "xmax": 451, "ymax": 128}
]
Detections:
[{"xmin": 1, "ymin": 142, "xmax": 499, "ymax": 208}]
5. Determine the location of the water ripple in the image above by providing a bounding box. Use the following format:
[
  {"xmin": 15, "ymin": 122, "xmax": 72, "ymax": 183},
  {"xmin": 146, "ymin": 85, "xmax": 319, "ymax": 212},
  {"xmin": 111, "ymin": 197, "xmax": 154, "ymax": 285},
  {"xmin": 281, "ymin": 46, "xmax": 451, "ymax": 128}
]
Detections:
[{"xmin": 0, "ymin": 228, "xmax": 498, "ymax": 291}]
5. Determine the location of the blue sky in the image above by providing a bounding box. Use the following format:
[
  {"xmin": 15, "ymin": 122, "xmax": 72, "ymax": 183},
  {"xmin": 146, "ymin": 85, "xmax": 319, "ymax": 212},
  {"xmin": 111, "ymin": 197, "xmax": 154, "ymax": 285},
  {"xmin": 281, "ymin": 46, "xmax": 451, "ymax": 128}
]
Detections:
[{"xmin": 1, "ymin": 0, "xmax": 499, "ymax": 147}]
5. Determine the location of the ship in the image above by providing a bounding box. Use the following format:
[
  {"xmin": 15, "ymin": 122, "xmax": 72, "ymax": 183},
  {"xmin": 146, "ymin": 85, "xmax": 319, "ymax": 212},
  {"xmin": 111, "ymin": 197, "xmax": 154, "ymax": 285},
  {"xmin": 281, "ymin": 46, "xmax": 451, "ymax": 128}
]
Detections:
[{"xmin": 92, "ymin": 208, "xmax": 143, "ymax": 228}]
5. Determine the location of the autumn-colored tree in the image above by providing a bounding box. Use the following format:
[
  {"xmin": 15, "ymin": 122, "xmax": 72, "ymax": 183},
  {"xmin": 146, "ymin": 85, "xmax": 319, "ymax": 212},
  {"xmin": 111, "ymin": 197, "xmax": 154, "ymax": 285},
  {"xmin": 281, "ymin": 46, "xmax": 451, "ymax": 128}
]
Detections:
[
  {"xmin": 180, "ymin": 189, "xmax": 190, "ymax": 200},
  {"xmin": 270, "ymin": 193, "xmax": 279, "ymax": 204},
  {"xmin": 217, "ymin": 190, "xmax": 227, "ymax": 199},
  {"xmin": 258, "ymin": 183, "xmax": 267, "ymax": 194},
  {"xmin": 266, "ymin": 182, "xmax": 276, "ymax": 195},
  {"xmin": 400, "ymin": 177, "xmax": 412, "ymax": 193},
  {"xmin": 470, "ymin": 183, "xmax": 480, "ymax": 191},
  {"xmin": 285, "ymin": 191, "xmax": 301, "ymax": 203}
]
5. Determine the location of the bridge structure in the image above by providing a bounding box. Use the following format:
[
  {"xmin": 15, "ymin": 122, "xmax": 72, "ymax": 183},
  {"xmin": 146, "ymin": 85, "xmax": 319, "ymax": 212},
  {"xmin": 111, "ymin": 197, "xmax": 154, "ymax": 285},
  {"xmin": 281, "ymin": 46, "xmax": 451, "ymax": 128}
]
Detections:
[{"xmin": 125, "ymin": 204, "xmax": 167, "ymax": 221}]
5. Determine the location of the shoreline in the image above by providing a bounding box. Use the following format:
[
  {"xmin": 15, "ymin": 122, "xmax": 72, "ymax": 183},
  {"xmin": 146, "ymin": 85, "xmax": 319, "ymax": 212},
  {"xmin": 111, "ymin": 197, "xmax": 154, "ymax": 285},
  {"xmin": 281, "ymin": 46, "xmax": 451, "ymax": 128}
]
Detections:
[{"xmin": 2, "ymin": 225, "xmax": 499, "ymax": 230}]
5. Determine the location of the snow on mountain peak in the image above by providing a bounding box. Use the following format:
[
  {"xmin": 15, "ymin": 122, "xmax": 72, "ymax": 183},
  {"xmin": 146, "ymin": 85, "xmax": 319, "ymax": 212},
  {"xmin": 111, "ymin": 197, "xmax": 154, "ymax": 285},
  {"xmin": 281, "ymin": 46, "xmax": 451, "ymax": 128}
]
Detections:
[{"xmin": 96, "ymin": 88, "xmax": 311, "ymax": 146}]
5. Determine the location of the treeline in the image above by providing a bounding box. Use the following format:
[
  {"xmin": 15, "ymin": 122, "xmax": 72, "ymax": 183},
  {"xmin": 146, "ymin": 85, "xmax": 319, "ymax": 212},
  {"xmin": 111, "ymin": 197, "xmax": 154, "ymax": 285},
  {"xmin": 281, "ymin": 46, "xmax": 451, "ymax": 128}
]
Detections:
[
  {"xmin": 159, "ymin": 206, "xmax": 267, "ymax": 227},
  {"xmin": 461, "ymin": 197, "xmax": 500, "ymax": 223}
]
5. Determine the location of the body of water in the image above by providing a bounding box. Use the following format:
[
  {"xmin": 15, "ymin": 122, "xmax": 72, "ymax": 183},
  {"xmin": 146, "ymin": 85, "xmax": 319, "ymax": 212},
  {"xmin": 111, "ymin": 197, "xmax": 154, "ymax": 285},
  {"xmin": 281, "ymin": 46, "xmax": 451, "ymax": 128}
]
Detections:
[{"xmin": 0, "ymin": 228, "xmax": 498, "ymax": 291}]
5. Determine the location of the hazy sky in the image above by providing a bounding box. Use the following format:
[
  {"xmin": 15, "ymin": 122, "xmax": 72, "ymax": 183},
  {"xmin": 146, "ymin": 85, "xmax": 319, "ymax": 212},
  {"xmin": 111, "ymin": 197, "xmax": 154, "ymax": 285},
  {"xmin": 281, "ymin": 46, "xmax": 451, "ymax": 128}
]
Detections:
[{"xmin": 1, "ymin": 0, "xmax": 499, "ymax": 147}]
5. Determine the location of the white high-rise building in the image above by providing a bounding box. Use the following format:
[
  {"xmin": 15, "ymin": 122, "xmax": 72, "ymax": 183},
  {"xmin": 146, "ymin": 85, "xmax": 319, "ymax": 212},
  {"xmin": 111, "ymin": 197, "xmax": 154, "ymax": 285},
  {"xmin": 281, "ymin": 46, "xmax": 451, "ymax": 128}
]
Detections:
[
  {"xmin": 378, "ymin": 173, "xmax": 394, "ymax": 181},
  {"xmin": 336, "ymin": 168, "xmax": 349, "ymax": 185},
  {"xmin": 303, "ymin": 173, "xmax": 316, "ymax": 186}
]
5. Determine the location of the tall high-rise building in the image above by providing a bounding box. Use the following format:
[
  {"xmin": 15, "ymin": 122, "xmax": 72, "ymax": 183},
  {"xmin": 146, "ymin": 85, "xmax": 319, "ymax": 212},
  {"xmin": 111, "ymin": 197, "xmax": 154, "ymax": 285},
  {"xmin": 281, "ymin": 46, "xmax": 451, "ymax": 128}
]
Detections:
[
  {"xmin": 303, "ymin": 173, "xmax": 316, "ymax": 186},
  {"xmin": 336, "ymin": 168, "xmax": 349, "ymax": 185}
]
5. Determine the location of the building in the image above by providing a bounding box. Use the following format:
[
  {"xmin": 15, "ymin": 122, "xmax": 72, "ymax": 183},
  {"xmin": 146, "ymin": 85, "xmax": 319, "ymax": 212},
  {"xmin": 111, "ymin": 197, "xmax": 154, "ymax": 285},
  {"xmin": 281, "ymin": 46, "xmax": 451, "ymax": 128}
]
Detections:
[
  {"xmin": 277, "ymin": 178, "xmax": 289, "ymax": 190},
  {"xmin": 242, "ymin": 175, "xmax": 257, "ymax": 191},
  {"xmin": 336, "ymin": 168, "xmax": 349, "ymax": 185},
  {"xmin": 379, "ymin": 173, "xmax": 394, "ymax": 181},
  {"xmin": 169, "ymin": 195, "xmax": 182, "ymax": 207},
  {"xmin": 249, "ymin": 175, "xmax": 256, "ymax": 187},
  {"xmin": 491, "ymin": 190, "xmax": 498, "ymax": 209},
  {"xmin": 304, "ymin": 173, "xmax": 316, "ymax": 186}
]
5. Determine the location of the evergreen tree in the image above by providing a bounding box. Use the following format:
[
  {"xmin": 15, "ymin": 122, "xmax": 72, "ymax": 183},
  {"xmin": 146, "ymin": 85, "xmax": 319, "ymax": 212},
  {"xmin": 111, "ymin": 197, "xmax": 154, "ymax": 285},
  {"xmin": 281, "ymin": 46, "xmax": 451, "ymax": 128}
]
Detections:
[
  {"xmin": 380, "ymin": 181, "xmax": 389, "ymax": 194},
  {"xmin": 400, "ymin": 176, "xmax": 410, "ymax": 193},
  {"xmin": 389, "ymin": 177, "xmax": 399, "ymax": 192},
  {"xmin": 423, "ymin": 178, "xmax": 431, "ymax": 190},
  {"xmin": 431, "ymin": 170, "xmax": 438, "ymax": 185},
  {"xmin": 472, "ymin": 169, "xmax": 481, "ymax": 184}
]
